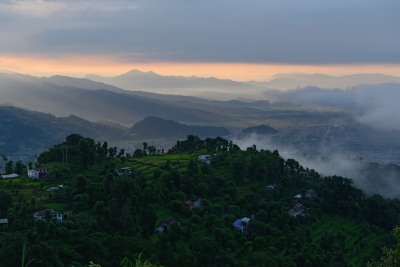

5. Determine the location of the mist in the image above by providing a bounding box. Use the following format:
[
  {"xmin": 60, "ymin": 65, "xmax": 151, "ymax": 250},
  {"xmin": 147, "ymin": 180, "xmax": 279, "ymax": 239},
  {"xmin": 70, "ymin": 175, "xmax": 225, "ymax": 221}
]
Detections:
[
  {"xmin": 265, "ymin": 83, "xmax": 400, "ymax": 131},
  {"xmin": 232, "ymin": 133, "xmax": 400, "ymax": 199}
]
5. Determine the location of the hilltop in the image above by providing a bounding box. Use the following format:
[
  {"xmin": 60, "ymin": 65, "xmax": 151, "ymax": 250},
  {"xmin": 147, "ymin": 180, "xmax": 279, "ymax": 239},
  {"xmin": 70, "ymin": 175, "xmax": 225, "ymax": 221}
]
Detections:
[{"xmin": 130, "ymin": 116, "xmax": 230, "ymax": 138}]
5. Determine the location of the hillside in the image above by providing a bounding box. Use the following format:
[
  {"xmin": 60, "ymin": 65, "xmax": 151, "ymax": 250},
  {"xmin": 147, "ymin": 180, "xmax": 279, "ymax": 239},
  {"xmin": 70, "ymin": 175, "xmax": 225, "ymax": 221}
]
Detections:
[
  {"xmin": 129, "ymin": 116, "xmax": 230, "ymax": 138},
  {"xmin": 0, "ymin": 135, "xmax": 398, "ymax": 266},
  {"xmin": 0, "ymin": 106, "xmax": 127, "ymax": 160}
]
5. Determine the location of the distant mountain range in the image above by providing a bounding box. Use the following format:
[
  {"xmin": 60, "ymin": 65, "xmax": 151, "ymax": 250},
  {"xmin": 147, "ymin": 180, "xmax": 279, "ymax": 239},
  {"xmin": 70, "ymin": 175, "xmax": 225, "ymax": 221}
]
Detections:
[
  {"xmin": 0, "ymin": 72, "xmax": 232, "ymax": 126},
  {"xmin": 86, "ymin": 69, "xmax": 264, "ymax": 99},
  {"xmin": 250, "ymin": 73, "xmax": 400, "ymax": 90}
]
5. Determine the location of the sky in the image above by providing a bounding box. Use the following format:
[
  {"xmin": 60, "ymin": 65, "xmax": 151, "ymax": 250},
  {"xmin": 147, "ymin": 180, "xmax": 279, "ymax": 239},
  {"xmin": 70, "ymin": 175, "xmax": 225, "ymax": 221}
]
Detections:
[{"xmin": 0, "ymin": 0, "xmax": 399, "ymax": 81}]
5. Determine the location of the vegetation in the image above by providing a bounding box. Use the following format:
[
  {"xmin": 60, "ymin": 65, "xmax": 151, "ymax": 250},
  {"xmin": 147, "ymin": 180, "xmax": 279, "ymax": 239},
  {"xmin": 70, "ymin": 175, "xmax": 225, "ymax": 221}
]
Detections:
[
  {"xmin": 367, "ymin": 227, "xmax": 400, "ymax": 267},
  {"xmin": 0, "ymin": 134, "xmax": 399, "ymax": 266}
]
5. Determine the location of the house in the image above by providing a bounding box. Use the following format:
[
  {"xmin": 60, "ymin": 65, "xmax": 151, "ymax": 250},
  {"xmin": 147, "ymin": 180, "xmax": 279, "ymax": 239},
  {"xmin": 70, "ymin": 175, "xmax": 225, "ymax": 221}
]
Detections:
[
  {"xmin": 0, "ymin": 218, "xmax": 8, "ymax": 224},
  {"xmin": 265, "ymin": 184, "xmax": 277, "ymax": 190},
  {"xmin": 118, "ymin": 167, "xmax": 133, "ymax": 175},
  {"xmin": 33, "ymin": 209, "xmax": 56, "ymax": 220},
  {"xmin": 305, "ymin": 189, "xmax": 317, "ymax": 199},
  {"xmin": 55, "ymin": 211, "xmax": 71, "ymax": 222},
  {"xmin": 294, "ymin": 194, "xmax": 302, "ymax": 199},
  {"xmin": 28, "ymin": 168, "xmax": 48, "ymax": 179},
  {"xmin": 47, "ymin": 185, "xmax": 63, "ymax": 192},
  {"xmin": 185, "ymin": 199, "xmax": 202, "ymax": 210},
  {"xmin": 232, "ymin": 217, "xmax": 251, "ymax": 233},
  {"xmin": 1, "ymin": 173, "xmax": 19, "ymax": 179},
  {"xmin": 198, "ymin": 154, "xmax": 212, "ymax": 164},
  {"xmin": 155, "ymin": 217, "xmax": 180, "ymax": 233},
  {"xmin": 33, "ymin": 209, "xmax": 70, "ymax": 222},
  {"xmin": 288, "ymin": 203, "xmax": 307, "ymax": 217}
]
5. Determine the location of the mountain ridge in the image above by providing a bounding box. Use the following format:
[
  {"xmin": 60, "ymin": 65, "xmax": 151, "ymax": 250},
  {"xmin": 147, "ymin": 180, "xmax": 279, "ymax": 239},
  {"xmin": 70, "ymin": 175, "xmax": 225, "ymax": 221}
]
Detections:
[{"xmin": 130, "ymin": 116, "xmax": 231, "ymax": 138}]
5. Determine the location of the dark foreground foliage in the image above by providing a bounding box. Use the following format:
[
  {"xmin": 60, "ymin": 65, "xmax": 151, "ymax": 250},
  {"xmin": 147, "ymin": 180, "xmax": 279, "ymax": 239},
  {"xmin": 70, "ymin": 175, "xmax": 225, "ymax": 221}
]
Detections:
[{"xmin": 0, "ymin": 134, "xmax": 399, "ymax": 267}]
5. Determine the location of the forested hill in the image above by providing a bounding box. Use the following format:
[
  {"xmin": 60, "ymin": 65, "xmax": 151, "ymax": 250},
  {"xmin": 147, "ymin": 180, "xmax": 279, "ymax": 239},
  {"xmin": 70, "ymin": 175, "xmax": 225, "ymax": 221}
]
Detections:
[
  {"xmin": 0, "ymin": 105, "xmax": 128, "ymax": 155},
  {"xmin": 130, "ymin": 116, "xmax": 231, "ymax": 138},
  {"xmin": 0, "ymin": 134, "xmax": 399, "ymax": 266}
]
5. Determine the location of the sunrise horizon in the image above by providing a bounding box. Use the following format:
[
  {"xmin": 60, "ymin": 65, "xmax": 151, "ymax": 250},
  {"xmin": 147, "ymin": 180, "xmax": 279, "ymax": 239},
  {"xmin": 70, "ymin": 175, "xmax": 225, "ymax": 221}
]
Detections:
[{"xmin": 2, "ymin": 56, "xmax": 400, "ymax": 82}]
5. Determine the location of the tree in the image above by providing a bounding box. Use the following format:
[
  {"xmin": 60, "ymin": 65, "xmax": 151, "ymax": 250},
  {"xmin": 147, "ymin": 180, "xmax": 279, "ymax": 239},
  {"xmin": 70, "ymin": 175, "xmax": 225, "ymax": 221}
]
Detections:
[
  {"xmin": 5, "ymin": 160, "xmax": 13, "ymax": 174},
  {"xmin": 117, "ymin": 149, "xmax": 125, "ymax": 158},
  {"xmin": 73, "ymin": 193, "xmax": 90, "ymax": 213},
  {"xmin": 0, "ymin": 232, "xmax": 24, "ymax": 267},
  {"xmin": 14, "ymin": 160, "xmax": 25, "ymax": 175},
  {"xmin": 367, "ymin": 227, "xmax": 400, "ymax": 267},
  {"xmin": 0, "ymin": 190, "xmax": 12, "ymax": 217},
  {"xmin": 143, "ymin": 142, "xmax": 148, "ymax": 154},
  {"xmin": 79, "ymin": 138, "xmax": 95, "ymax": 168},
  {"xmin": 76, "ymin": 175, "xmax": 87, "ymax": 194},
  {"xmin": 66, "ymin": 133, "xmax": 84, "ymax": 146},
  {"xmin": 102, "ymin": 141, "xmax": 108, "ymax": 157},
  {"xmin": 148, "ymin": 145, "xmax": 156, "ymax": 156},
  {"xmin": 133, "ymin": 149, "xmax": 143, "ymax": 157}
]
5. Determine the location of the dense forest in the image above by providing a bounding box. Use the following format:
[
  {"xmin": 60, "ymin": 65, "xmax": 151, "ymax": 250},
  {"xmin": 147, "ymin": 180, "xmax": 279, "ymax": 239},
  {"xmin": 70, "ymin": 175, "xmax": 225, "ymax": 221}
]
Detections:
[{"xmin": 0, "ymin": 134, "xmax": 399, "ymax": 266}]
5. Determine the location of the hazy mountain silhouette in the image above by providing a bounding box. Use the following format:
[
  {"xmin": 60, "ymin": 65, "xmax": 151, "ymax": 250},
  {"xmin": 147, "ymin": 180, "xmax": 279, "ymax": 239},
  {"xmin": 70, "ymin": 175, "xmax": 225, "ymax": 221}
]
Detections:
[
  {"xmin": 86, "ymin": 69, "xmax": 263, "ymax": 99},
  {"xmin": 249, "ymin": 73, "xmax": 400, "ymax": 90},
  {"xmin": 0, "ymin": 105, "xmax": 128, "ymax": 155},
  {"xmin": 0, "ymin": 73, "xmax": 230, "ymax": 126},
  {"xmin": 242, "ymin": 124, "xmax": 278, "ymax": 135},
  {"xmin": 129, "ymin": 116, "xmax": 230, "ymax": 138}
]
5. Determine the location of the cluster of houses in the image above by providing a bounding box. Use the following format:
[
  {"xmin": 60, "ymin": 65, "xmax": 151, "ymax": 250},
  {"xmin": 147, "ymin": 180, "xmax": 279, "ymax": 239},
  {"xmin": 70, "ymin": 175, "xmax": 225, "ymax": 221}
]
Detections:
[
  {"xmin": 155, "ymin": 186, "xmax": 318, "ymax": 235},
  {"xmin": 33, "ymin": 209, "xmax": 71, "ymax": 222},
  {"xmin": 265, "ymin": 183, "xmax": 318, "ymax": 217},
  {"xmin": 288, "ymin": 189, "xmax": 318, "ymax": 217},
  {"xmin": 0, "ymin": 168, "xmax": 48, "ymax": 180},
  {"xmin": 155, "ymin": 199, "xmax": 203, "ymax": 233}
]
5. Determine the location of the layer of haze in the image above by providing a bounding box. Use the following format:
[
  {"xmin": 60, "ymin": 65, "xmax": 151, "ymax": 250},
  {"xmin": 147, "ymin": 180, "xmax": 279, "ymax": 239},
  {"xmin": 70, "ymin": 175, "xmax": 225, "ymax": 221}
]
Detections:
[{"xmin": 233, "ymin": 134, "xmax": 400, "ymax": 199}]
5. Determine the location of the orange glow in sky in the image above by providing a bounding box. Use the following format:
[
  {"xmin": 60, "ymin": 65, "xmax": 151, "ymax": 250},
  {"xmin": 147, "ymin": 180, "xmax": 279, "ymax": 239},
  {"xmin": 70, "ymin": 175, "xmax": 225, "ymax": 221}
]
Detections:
[{"xmin": 1, "ymin": 54, "xmax": 400, "ymax": 81}]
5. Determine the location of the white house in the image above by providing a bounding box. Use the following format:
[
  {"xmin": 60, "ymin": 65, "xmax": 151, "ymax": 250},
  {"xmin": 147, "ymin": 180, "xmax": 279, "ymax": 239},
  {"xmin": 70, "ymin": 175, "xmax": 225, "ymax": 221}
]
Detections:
[
  {"xmin": 28, "ymin": 168, "xmax": 48, "ymax": 179},
  {"xmin": 233, "ymin": 217, "xmax": 251, "ymax": 233},
  {"xmin": 198, "ymin": 154, "xmax": 212, "ymax": 164}
]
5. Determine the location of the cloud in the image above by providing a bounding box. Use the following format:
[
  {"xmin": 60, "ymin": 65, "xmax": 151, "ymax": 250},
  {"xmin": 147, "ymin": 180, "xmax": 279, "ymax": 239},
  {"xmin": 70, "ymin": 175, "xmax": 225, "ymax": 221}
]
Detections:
[
  {"xmin": 354, "ymin": 84, "xmax": 400, "ymax": 131},
  {"xmin": 0, "ymin": 0, "xmax": 399, "ymax": 64},
  {"xmin": 232, "ymin": 133, "xmax": 400, "ymax": 198},
  {"xmin": 265, "ymin": 83, "xmax": 400, "ymax": 131},
  {"xmin": 2, "ymin": 0, "xmax": 136, "ymax": 17}
]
